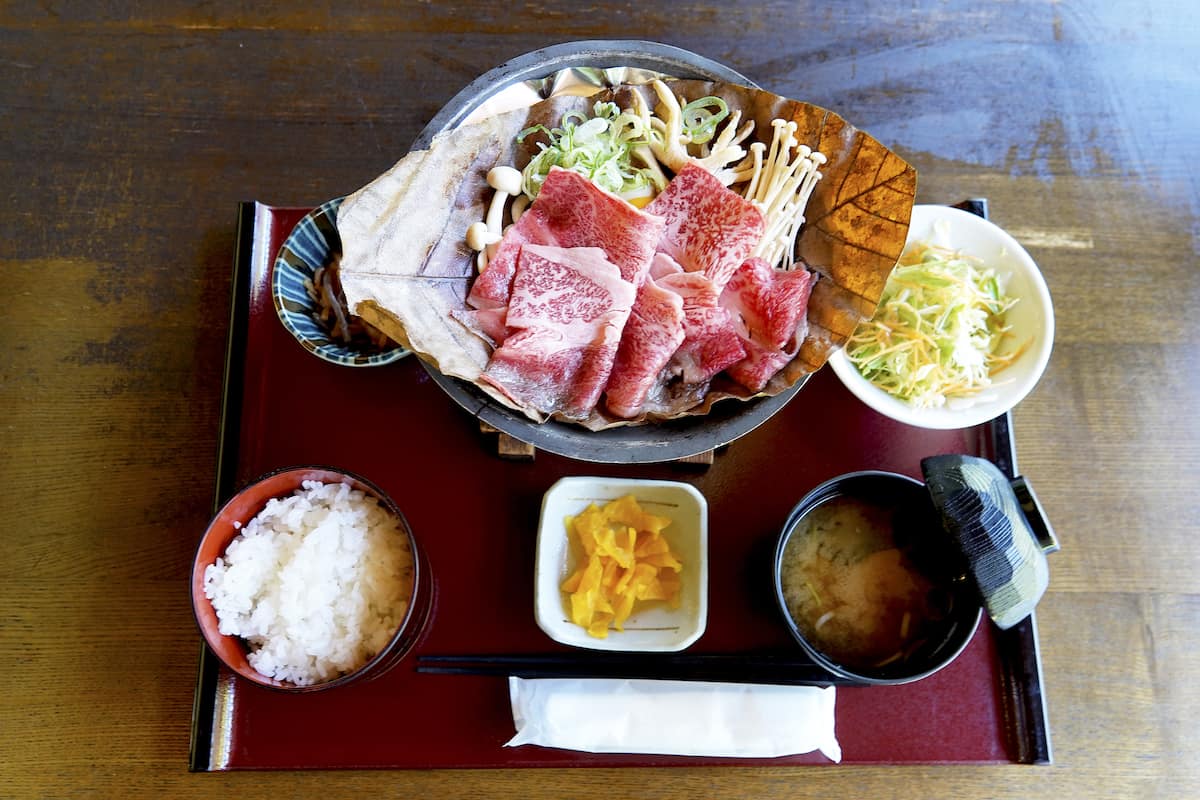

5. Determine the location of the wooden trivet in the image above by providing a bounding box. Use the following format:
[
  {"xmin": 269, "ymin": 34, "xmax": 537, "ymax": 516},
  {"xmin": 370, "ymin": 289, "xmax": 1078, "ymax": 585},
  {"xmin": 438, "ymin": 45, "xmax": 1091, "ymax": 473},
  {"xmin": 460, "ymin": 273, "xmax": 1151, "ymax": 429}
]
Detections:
[{"xmin": 479, "ymin": 421, "xmax": 536, "ymax": 460}]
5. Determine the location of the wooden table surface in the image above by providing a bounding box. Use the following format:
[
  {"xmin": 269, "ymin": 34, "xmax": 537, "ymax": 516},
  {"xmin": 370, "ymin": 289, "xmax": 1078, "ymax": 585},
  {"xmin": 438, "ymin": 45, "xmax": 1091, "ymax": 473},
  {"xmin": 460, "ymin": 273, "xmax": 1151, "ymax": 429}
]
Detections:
[{"xmin": 3, "ymin": 1, "xmax": 1196, "ymax": 797}]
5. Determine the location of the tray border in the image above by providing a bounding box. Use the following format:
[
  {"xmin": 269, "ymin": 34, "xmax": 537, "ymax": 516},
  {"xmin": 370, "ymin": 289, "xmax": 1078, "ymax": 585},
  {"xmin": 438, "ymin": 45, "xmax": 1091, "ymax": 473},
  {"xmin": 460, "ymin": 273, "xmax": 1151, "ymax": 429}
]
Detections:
[
  {"xmin": 958, "ymin": 197, "xmax": 1052, "ymax": 767},
  {"xmin": 189, "ymin": 201, "xmax": 258, "ymax": 773}
]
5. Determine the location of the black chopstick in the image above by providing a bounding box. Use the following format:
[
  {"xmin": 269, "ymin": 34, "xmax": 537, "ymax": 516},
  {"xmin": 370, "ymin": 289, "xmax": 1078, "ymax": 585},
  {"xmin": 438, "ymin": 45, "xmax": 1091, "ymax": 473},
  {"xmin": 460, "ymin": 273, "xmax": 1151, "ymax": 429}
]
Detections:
[{"xmin": 416, "ymin": 652, "xmax": 857, "ymax": 686}]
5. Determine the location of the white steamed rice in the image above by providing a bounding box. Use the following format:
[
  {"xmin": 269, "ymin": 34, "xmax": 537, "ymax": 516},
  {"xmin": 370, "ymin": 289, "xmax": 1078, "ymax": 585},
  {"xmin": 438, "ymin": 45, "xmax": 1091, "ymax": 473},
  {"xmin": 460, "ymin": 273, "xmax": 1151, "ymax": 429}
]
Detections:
[{"xmin": 204, "ymin": 480, "xmax": 414, "ymax": 686}]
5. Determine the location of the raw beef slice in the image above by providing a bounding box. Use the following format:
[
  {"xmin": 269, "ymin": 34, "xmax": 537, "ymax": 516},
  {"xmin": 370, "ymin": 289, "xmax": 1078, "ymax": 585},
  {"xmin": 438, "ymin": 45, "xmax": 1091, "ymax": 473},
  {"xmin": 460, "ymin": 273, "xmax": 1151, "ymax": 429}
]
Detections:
[
  {"xmin": 480, "ymin": 244, "xmax": 636, "ymax": 419},
  {"xmin": 604, "ymin": 278, "xmax": 687, "ymax": 418},
  {"xmin": 646, "ymin": 163, "xmax": 765, "ymax": 291},
  {"xmin": 657, "ymin": 271, "xmax": 746, "ymax": 385},
  {"xmin": 721, "ymin": 257, "xmax": 816, "ymax": 391},
  {"xmin": 466, "ymin": 167, "xmax": 665, "ymax": 311}
]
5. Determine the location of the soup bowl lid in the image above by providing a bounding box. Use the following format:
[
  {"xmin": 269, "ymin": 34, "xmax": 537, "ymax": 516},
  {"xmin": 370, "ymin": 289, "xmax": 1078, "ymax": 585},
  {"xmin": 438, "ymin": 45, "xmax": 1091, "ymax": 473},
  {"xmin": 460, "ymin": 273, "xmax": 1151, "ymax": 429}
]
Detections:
[{"xmin": 920, "ymin": 455, "xmax": 1060, "ymax": 630}]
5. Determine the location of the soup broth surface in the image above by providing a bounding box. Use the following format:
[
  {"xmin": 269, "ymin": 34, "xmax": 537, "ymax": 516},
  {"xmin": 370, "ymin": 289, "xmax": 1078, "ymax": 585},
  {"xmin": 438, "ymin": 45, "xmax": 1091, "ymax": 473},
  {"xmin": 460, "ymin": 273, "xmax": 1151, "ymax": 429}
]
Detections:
[{"xmin": 780, "ymin": 494, "xmax": 946, "ymax": 670}]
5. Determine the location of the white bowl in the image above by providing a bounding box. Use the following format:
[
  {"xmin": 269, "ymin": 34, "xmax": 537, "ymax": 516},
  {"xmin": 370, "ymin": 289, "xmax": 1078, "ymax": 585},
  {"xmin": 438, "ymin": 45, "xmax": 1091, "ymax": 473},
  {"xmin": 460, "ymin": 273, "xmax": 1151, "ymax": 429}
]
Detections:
[
  {"xmin": 534, "ymin": 477, "xmax": 708, "ymax": 652},
  {"xmin": 829, "ymin": 205, "xmax": 1055, "ymax": 429}
]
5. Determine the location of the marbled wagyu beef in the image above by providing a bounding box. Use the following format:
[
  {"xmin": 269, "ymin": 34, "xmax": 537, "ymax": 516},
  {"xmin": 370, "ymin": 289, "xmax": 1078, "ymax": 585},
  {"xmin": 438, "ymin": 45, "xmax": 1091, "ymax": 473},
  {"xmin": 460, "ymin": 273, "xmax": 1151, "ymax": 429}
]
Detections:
[
  {"xmin": 721, "ymin": 257, "xmax": 816, "ymax": 392},
  {"xmin": 603, "ymin": 278, "xmax": 686, "ymax": 419},
  {"xmin": 472, "ymin": 162, "xmax": 810, "ymax": 421},
  {"xmin": 480, "ymin": 244, "xmax": 636, "ymax": 419},
  {"xmin": 656, "ymin": 270, "xmax": 747, "ymax": 386},
  {"xmin": 466, "ymin": 168, "xmax": 664, "ymax": 311},
  {"xmin": 645, "ymin": 163, "xmax": 765, "ymax": 291}
]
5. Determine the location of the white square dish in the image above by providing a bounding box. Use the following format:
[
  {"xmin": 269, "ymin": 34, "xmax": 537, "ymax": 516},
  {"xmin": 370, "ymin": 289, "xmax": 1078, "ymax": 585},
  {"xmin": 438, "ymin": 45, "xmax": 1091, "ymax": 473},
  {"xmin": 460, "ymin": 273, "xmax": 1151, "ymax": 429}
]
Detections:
[{"xmin": 534, "ymin": 476, "xmax": 708, "ymax": 652}]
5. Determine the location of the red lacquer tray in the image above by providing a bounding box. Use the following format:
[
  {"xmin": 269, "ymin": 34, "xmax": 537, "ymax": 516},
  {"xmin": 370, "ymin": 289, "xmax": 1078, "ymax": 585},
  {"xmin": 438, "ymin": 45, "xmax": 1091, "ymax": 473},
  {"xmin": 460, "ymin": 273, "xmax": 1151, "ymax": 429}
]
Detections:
[{"xmin": 188, "ymin": 201, "xmax": 1051, "ymax": 770}]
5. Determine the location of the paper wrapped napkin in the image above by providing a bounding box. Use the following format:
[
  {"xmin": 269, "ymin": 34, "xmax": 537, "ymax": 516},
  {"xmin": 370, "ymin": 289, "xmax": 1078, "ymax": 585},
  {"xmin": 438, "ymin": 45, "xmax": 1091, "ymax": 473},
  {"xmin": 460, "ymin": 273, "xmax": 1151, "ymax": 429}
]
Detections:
[{"xmin": 505, "ymin": 677, "xmax": 841, "ymax": 761}]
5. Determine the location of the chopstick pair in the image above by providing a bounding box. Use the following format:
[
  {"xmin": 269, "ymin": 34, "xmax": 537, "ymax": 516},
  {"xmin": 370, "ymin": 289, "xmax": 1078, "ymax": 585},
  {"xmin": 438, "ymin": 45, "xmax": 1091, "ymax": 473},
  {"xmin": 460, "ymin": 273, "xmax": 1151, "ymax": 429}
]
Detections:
[{"xmin": 416, "ymin": 652, "xmax": 856, "ymax": 686}]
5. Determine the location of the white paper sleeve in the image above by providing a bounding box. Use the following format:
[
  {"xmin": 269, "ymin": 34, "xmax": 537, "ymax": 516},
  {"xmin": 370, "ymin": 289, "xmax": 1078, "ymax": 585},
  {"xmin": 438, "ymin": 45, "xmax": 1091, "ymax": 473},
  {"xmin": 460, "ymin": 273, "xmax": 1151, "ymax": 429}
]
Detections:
[{"xmin": 505, "ymin": 677, "xmax": 841, "ymax": 761}]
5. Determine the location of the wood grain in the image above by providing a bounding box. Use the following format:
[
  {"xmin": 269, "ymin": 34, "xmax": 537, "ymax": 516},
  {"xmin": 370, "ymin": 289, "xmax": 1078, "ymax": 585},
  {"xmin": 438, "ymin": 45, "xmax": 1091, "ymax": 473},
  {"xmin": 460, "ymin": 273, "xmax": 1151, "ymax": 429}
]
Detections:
[{"xmin": 2, "ymin": 0, "xmax": 1197, "ymax": 796}]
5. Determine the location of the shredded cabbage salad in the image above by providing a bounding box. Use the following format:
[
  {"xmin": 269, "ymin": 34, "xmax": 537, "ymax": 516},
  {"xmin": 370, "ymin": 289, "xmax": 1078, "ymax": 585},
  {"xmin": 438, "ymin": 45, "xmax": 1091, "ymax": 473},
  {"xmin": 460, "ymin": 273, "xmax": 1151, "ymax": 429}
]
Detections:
[{"xmin": 845, "ymin": 243, "xmax": 1023, "ymax": 408}]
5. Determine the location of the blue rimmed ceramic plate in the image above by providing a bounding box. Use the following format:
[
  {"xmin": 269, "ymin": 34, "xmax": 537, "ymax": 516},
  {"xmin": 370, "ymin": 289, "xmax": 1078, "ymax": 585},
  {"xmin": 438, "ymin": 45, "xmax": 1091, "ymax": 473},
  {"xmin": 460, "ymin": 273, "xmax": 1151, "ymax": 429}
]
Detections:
[{"xmin": 271, "ymin": 198, "xmax": 410, "ymax": 367}]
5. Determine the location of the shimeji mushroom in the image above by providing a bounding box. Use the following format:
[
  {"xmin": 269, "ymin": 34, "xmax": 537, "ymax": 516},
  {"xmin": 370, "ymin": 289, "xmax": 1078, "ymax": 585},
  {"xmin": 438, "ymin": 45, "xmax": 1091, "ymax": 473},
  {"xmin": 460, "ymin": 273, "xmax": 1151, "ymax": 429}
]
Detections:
[
  {"xmin": 486, "ymin": 166, "xmax": 523, "ymax": 222},
  {"xmin": 509, "ymin": 193, "xmax": 530, "ymax": 223},
  {"xmin": 466, "ymin": 221, "xmax": 501, "ymax": 251},
  {"xmin": 465, "ymin": 222, "xmax": 501, "ymax": 273},
  {"xmin": 466, "ymin": 166, "xmax": 524, "ymax": 273}
]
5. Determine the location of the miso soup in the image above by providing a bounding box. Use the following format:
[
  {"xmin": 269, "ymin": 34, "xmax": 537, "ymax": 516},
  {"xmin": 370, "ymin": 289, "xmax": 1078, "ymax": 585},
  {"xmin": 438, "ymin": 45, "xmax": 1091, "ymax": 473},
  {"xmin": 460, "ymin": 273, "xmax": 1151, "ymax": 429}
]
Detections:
[{"xmin": 779, "ymin": 494, "xmax": 950, "ymax": 671}]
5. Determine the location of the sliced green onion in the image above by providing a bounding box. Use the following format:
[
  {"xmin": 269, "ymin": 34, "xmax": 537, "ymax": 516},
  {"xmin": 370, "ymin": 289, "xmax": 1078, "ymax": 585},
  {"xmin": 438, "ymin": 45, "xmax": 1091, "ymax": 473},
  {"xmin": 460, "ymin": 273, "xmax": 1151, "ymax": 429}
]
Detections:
[
  {"xmin": 516, "ymin": 101, "xmax": 656, "ymax": 201},
  {"xmin": 680, "ymin": 96, "xmax": 729, "ymax": 144}
]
